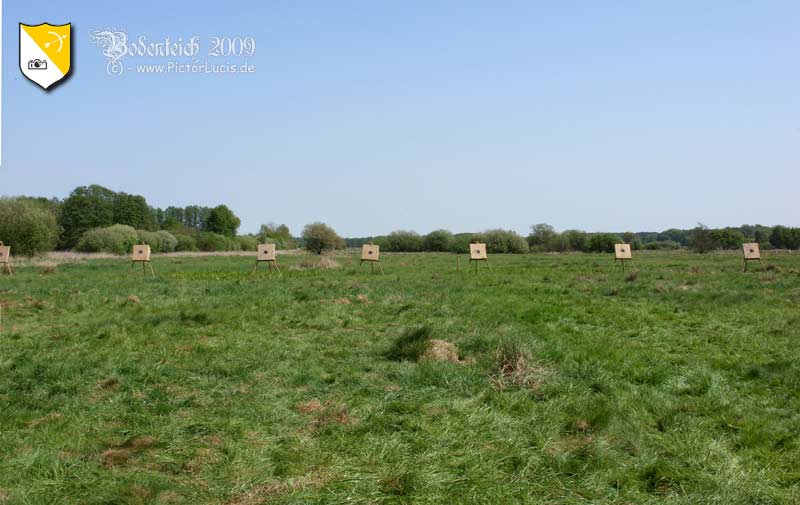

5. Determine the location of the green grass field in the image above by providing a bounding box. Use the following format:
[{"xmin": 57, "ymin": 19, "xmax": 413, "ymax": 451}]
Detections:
[{"xmin": 1, "ymin": 251, "xmax": 799, "ymax": 504}]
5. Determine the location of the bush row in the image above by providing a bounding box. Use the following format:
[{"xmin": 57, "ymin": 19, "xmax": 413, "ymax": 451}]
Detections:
[
  {"xmin": 75, "ymin": 225, "xmax": 262, "ymax": 254},
  {"xmin": 370, "ymin": 229, "xmax": 530, "ymax": 254}
]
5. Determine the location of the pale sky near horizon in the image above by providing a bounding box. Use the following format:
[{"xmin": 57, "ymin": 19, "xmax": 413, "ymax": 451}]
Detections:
[{"xmin": 1, "ymin": 1, "xmax": 798, "ymax": 236}]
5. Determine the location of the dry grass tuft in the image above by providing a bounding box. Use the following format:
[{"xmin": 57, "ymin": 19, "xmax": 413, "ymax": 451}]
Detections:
[
  {"xmin": 27, "ymin": 412, "xmax": 63, "ymax": 428},
  {"xmin": 39, "ymin": 262, "xmax": 58, "ymax": 275},
  {"xmin": 490, "ymin": 341, "xmax": 550, "ymax": 393},
  {"xmin": 421, "ymin": 339, "xmax": 461, "ymax": 364},
  {"xmin": 292, "ymin": 257, "xmax": 342, "ymax": 271},
  {"xmin": 96, "ymin": 377, "xmax": 120, "ymax": 391}
]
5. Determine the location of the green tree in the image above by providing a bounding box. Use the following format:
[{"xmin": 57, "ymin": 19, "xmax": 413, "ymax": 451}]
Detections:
[
  {"xmin": 258, "ymin": 223, "xmax": 296, "ymax": 249},
  {"xmin": 689, "ymin": 223, "xmax": 717, "ymax": 253},
  {"xmin": 112, "ymin": 192, "xmax": 155, "ymax": 231},
  {"xmin": 204, "ymin": 205, "xmax": 241, "ymax": 237},
  {"xmin": 710, "ymin": 228, "xmax": 745, "ymax": 250},
  {"xmin": 58, "ymin": 185, "xmax": 117, "ymax": 247},
  {"xmin": 301, "ymin": 222, "xmax": 344, "ymax": 254},
  {"xmin": 385, "ymin": 230, "xmax": 424, "ymax": 252},
  {"xmin": 423, "ymin": 229, "xmax": 453, "ymax": 252},
  {"xmin": 770, "ymin": 226, "xmax": 800, "ymax": 250},
  {"xmin": 527, "ymin": 223, "xmax": 556, "ymax": 249},
  {"xmin": 0, "ymin": 198, "xmax": 61, "ymax": 256}
]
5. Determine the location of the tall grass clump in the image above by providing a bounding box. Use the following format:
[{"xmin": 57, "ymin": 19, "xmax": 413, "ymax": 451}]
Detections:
[{"xmin": 385, "ymin": 326, "xmax": 434, "ymax": 361}]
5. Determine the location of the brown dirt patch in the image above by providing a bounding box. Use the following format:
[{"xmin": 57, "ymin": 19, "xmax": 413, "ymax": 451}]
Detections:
[
  {"xmin": 296, "ymin": 399, "xmax": 323, "ymax": 414},
  {"xmin": 101, "ymin": 436, "xmax": 157, "ymax": 468},
  {"xmin": 226, "ymin": 471, "xmax": 331, "ymax": 505},
  {"xmin": 101, "ymin": 449, "xmax": 132, "ymax": 467}
]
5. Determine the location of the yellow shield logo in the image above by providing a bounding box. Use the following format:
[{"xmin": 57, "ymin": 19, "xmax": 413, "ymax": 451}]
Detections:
[{"xmin": 19, "ymin": 23, "xmax": 72, "ymax": 90}]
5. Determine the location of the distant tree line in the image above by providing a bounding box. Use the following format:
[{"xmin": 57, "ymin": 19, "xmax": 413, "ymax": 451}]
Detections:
[
  {"xmin": 344, "ymin": 223, "xmax": 800, "ymax": 255},
  {"xmin": 0, "ymin": 185, "xmax": 274, "ymax": 256},
  {"xmin": 1, "ymin": 185, "xmax": 799, "ymax": 257}
]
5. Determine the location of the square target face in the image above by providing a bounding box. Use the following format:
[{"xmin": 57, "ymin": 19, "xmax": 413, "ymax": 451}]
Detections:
[
  {"xmin": 470, "ymin": 243, "xmax": 488, "ymax": 260},
  {"xmin": 0, "ymin": 245, "xmax": 10, "ymax": 263},
  {"xmin": 257, "ymin": 243, "xmax": 277, "ymax": 261},
  {"xmin": 361, "ymin": 244, "xmax": 380, "ymax": 261},
  {"xmin": 742, "ymin": 242, "xmax": 761, "ymax": 260},
  {"xmin": 132, "ymin": 245, "xmax": 151, "ymax": 261},
  {"xmin": 615, "ymin": 244, "xmax": 632, "ymax": 259}
]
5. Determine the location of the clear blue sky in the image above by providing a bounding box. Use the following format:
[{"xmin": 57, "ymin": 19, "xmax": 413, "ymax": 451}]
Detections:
[{"xmin": 2, "ymin": 1, "xmax": 798, "ymax": 236}]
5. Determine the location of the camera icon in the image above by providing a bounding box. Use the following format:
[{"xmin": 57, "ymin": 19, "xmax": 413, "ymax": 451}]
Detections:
[{"xmin": 28, "ymin": 59, "xmax": 48, "ymax": 70}]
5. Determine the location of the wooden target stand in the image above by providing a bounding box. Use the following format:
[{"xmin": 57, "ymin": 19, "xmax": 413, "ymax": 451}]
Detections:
[
  {"xmin": 467, "ymin": 243, "xmax": 492, "ymax": 273},
  {"xmin": 360, "ymin": 243, "xmax": 384, "ymax": 274},
  {"xmin": 613, "ymin": 243, "xmax": 638, "ymax": 272},
  {"xmin": 131, "ymin": 244, "xmax": 155, "ymax": 277},
  {"xmin": 0, "ymin": 242, "xmax": 13, "ymax": 276},
  {"xmin": 253, "ymin": 243, "xmax": 281, "ymax": 274},
  {"xmin": 742, "ymin": 243, "xmax": 766, "ymax": 273}
]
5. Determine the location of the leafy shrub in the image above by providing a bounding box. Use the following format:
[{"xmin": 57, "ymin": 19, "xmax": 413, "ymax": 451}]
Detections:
[
  {"xmin": 195, "ymin": 232, "xmax": 232, "ymax": 252},
  {"xmin": 258, "ymin": 223, "xmax": 296, "ymax": 249},
  {"xmin": 0, "ymin": 198, "xmax": 60, "ymax": 256},
  {"xmin": 710, "ymin": 228, "xmax": 745, "ymax": 250},
  {"xmin": 107, "ymin": 224, "xmax": 139, "ymax": 251},
  {"xmin": 547, "ymin": 230, "xmax": 589, "ymax": 252},
  {"xmin": 385, "ymin": 230, "xmax": 424, "ymax": 252},
  {"xmin": 769, "ymin": 226, "xmax": 800, "ymax": 250},
  {"xmin": 174, "ymin": 234, "xmax": 198, "ymax": 251},
  {"xmin": 237, "ymin": 235, "xmax": 259, "ymax": 251},
  {"xmin": 587, "ymin": 233, "xmax": 621, "ymax": 253},
  {"xmin": 643, "ymin": 240, "xmax": 681, "ymax": 250},
  {"xmin": 302, "ymin": 222, "xmax": 345, "ymax": 254},
  {"xmin": 449, "ymin": 233, "xmax": 476, "ymax": 253},
  {"xmin": 423, "ymin": 229, "xmax": 453, "ymax": 252},
  {"xmin": 371, "ymin": 236, "xmax": 389, "ymax": 250},
  {"xmin": 137, "ymin": 230, "xmax": 178, "ymax": 252},
  {"xmin": 76, "ymin": 224, "xmax": 140, "ymax": 254},
  {"xmin": 473, "ymin": 229, "xmax": 529, "ymax": 254}
]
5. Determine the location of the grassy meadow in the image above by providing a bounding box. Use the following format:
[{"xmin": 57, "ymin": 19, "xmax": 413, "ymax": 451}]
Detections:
[{"xmin": 1, "ymin": 251, "xmax": 799, "ymax": 504}]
